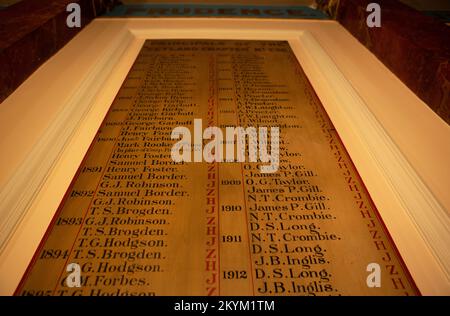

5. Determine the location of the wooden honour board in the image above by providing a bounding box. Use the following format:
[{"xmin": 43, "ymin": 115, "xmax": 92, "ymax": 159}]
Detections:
[{"xmin": 16, "ymin": 40, "xmax": 419, "ymax": 296}]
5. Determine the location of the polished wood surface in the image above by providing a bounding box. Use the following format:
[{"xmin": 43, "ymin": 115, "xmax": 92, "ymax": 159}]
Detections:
[{"xmin": 17, "ymin": 40, "xmax": 418, "ymax": 296}]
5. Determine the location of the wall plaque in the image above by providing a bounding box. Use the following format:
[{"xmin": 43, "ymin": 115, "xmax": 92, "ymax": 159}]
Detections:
[{"xmin": 16, "ymin": 40, "xmax": 419, "ymax": 296}]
